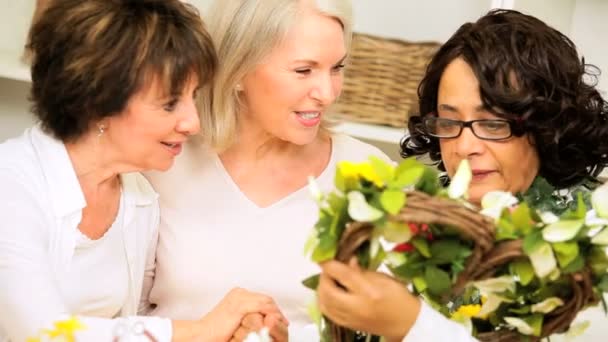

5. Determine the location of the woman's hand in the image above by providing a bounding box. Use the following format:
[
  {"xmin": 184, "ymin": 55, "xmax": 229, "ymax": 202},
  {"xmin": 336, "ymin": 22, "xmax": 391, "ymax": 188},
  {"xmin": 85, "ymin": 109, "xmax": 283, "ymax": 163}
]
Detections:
[
  {"xmin": 317, "ymin": 259, "xmax": 421, "ymax": 342},
  {"xmin": 196, "ymin": 287, "xmax": 286, "ymax": 341},
  {"xmin": 229, "ymin": 312, "xmax": 289, "ymax": 342}
]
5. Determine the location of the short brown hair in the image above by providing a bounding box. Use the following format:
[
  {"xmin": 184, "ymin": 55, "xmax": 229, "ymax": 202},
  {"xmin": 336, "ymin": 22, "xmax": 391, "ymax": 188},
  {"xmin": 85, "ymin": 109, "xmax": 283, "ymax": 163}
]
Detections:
[{"xmin": 28, "ymin": 0, "xmax": 217, "ymax": 142}]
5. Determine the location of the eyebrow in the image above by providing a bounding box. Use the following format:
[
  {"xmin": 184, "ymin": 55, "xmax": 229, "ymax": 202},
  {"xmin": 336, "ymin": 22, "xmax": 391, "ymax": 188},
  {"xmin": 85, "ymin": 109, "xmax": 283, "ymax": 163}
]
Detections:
[
  {"xmin": 437, "ymin": 104, "xmax": 486, "ymax": 113},
  {"xmin": 292, "ymin": 54, "xmax": 348, "ymax": 66}
]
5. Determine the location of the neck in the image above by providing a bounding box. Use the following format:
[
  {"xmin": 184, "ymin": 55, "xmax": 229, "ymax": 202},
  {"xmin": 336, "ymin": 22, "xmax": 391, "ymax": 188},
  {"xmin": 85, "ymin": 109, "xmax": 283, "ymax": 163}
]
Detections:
[
  {"xmin": 65, "ymin": 131, "xmax": 129, "ymax": 189},
  {"xmin": 221, "ymin": 123, "xmax": 329, "ymax": 162}
]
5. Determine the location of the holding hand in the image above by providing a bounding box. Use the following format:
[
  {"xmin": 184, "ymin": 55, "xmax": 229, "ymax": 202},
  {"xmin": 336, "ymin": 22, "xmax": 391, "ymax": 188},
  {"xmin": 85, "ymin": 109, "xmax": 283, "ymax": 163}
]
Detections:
[
  {"xmin": 317, "ymin": 259, "xmax": 421, "ymax": 342},
  {"xmin": 230, "ymin": 312, "xmax": 289, "ymax": 342},
  {"xmin": 197, "ymin": 287, "xmax": 287, "ymax": 342}
]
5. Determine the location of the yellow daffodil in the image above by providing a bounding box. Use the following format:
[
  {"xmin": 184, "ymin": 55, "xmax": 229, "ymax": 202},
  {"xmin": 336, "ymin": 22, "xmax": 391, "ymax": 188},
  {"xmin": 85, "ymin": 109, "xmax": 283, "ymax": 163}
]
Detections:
[
  {"xmin": 356, "ymin": 163, "xmax": 384, "ymax": 187},
  {"xmin": 43, "ymin": 316, "xmax": 86, "ymax": 342},
  {"xmin": 454, "ymin": 304, "xmax": 482, "ymax": 318}
]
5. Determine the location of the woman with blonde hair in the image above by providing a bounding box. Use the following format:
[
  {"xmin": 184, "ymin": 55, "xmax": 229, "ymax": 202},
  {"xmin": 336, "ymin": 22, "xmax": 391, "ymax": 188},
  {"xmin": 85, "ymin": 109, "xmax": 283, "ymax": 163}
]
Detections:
[
  {"xmin": 145, "ymin": 0, "xmax": 390, "ymax": 340},
  {"xmin": 0, "ymin": 1, "xmax": 285, "ymax": 341}
]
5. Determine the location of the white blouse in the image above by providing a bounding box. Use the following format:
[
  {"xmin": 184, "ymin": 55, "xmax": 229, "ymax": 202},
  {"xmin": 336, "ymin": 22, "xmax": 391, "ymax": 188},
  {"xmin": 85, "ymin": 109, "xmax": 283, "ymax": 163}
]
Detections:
[{"xmin": 0, "ymin": 126, "xmax": 171, "ymax": 342}]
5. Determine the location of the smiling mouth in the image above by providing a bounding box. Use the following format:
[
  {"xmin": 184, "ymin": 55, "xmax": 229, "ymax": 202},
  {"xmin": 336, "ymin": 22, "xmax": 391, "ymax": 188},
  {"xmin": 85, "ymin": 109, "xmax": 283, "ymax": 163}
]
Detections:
[
  {"xmin": 295, "ymin": 111, "xmax": 321, "ymax": 120},
  {"xmin": 161, "ymin": 142, "xmax": 179, "ymax": 148}
]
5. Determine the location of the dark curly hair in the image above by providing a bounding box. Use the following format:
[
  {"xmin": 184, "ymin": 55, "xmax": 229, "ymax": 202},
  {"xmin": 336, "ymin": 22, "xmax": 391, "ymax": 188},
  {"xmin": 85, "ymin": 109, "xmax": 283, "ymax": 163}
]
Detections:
[
  {"xmin": 27, "ymin": 0, "xmax": 217, "ymax": 142},
  {"xmin": 400, "ymin": 9, "xmax": 608, "ymax": 189}
]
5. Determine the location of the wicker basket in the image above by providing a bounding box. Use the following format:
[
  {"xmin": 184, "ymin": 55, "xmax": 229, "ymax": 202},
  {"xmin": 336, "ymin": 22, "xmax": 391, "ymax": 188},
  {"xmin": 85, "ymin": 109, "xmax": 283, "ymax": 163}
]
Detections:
[
  {"xmin": 330, "ymin": 33, "xmax": 440, "ymax": 128},
  {"xmin": 328, "ymin": 191, "xmax": 598, "ymax": 342}
]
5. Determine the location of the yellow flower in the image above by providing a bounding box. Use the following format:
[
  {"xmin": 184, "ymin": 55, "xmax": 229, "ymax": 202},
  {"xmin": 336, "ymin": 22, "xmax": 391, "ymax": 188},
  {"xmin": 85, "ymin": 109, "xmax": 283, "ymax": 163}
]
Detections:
[
  {"xmin": 337, "ymin": 161, "xmax": 359, "ymax": 180},
  {"xmin": 43, "ymin": 316, "xmax": 86, "ymax": 342},
  {"xmin": 356, "ymin": 163, "xmax": 384, "ymax": 187},
  {"xmin": 453, "ymin": 304, "xmax": 487, "ymax": 319}
]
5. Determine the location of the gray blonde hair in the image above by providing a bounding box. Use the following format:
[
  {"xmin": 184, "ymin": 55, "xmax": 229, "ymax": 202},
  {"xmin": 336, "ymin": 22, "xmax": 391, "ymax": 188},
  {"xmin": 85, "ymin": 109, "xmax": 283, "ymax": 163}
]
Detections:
[{"xmin": 200, "ymin": 0, "xmax": 352, "ymax": 151}]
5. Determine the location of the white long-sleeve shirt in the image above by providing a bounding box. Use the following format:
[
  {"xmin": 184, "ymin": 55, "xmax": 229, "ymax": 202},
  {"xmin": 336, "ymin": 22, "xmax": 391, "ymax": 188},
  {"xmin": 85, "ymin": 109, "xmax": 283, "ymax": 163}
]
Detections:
[{"xmin": 0, "ymin": 127, "xmax": 172, "ymax": 341}]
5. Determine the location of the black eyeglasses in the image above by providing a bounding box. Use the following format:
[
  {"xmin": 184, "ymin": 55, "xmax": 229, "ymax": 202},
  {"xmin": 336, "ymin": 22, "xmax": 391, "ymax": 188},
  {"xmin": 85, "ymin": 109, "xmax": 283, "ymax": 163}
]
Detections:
[{"xmin": 422, "ymin": 117, "xmax": 520, "ymax": 141}]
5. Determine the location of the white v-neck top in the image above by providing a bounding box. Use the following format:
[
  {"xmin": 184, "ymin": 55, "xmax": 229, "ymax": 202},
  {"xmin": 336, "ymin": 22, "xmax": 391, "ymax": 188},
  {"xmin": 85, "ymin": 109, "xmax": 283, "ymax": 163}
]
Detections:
[{"xmin": 145, "ymin": 134, "xmax": 390, "ymax": 339}]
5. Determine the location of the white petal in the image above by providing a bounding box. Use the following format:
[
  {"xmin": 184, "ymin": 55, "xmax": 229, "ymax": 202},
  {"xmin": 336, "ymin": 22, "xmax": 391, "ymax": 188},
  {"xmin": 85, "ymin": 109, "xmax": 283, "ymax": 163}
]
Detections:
[
  {"xmin": 592, "ymin": 185, "xmax": 608, "ymax": 218},
  {"xmin": 448, "ymin": 160, "xmax": 472, "ymax": 199},
  {"xmin": 591, "ymin": 227, "xmax": 608, "ymax": 245},
  {"xmin": 586, "ymin": 210, "xmax": 608, "ymax": 227},
  {"xmin": 244, "ymin": 328, "xmax": 271, "ymax": 342},
  {"xmin": 307, "ymin": 176, "xmax": 323, "ymax": 204},
  {"xmin": 347, "ymin": 191, "xmax": 384, "ymax": 222},
  {"xmin": 472, "ymin": 275, "xmax": 516, "ymax": 294},
  {"xmin": 529, "ymin": 242, "xmax": 558, "ymax": 278},
  {"xmin": 542, "ymin": 219, "xmax": 584, "ymax": 242},
  {"xmin": 477, "ymin": 294, "xmax": 513, "ymax": 317},
  {"xmin": 504, "ymin": 317, "xmax": 535, "ymax": 335},
  {"xmin": 531, "ymin": 297, "xmax": 564, "ymax": 313},
  {"xmin": 481, "ymin": 191, "xmax": 519, "ymax": 210},
  {"xmin": 540, "ymin": 212, "xmax": 560, "ymax": 224},
  {"xmin": 565, "ymin": 321, "xmax": 590, "ymax": 339}
]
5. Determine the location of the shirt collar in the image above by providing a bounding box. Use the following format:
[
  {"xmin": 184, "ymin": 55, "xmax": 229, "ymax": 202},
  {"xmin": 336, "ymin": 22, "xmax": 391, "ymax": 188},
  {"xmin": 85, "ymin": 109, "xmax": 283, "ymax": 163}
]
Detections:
[
  {"xmin": 30, "ymin": 126, "xmax": 86, "ymax": 218},
  {"xmin": 30, "ymin": 126, "xmax": 157, "ymax": 219}
]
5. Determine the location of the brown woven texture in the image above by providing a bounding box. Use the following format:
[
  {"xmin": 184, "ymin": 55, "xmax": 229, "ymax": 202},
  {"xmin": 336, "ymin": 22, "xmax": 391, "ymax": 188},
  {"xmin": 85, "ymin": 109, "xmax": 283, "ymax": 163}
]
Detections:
[
  {"xmin": 328, "ymin": 191, "xmax": 599, "ymax": 342},
  {"xmin": 330, "ymin": 33, "xmax": 440, "ymax": 128}
]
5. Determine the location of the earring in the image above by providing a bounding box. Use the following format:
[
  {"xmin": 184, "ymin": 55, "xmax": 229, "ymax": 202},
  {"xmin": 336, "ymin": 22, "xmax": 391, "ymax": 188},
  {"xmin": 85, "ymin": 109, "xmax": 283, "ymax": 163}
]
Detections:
[
  {"xmin": 235, "ymin": 83, "xmax": 243, "ymax": 91},
  {"xmin": 97, "ymin": 124, "xmax": 106, "ymax": 137}
]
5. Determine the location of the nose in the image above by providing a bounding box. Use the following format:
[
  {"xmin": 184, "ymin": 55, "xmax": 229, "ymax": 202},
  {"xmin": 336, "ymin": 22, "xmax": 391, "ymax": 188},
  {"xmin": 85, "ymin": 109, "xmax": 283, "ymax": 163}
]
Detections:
[
  {"xmin": 310, "ymin": 73, "xmax": 339, "ymax": 106},
  {"xmin": 454, "ymin": 125, "xmax": 485, "ymax": 158},
  {"xmin": 176, "ymin": 99, "xmax": 200, "ymax": 136}
]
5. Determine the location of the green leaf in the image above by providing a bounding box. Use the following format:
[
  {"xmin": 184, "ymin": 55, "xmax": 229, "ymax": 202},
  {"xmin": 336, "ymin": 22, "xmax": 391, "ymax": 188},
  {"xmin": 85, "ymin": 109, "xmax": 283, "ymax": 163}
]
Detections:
[
  {"xmin": 411, "ymin": 237, "xmax": 432, "ymax": 258},
  {"xmin": 508, "ymin": 306, "xmax": 531, "ymax": 315},
  {"xmin": 542, "ymin": 219, "xmax": 584, "ymax": 242},
  {"xmin": 412, "ymin": 276, "xmax": 428, "ymax": 293},
  {"xmin": 504, "ymin": 314, "xmax": 543, "ymax": 336},
  {"xmin": 391, "ymin": 160, "xmax": 425, "ymax": 189},
  {"xmin": 496, "ymin": 218, "xmax": 519, "ymax": 240},
  {"xmin": 561, "ymin": 254, "xmax": 585, "ymax": 274},
  {"xmin": 510, "ymin": 258, "xmax": 535, "ymax": 286},
  {"xmin": 429, "ymin": 240, "xmax": 472, "ymax": 265},
  {"xmin": 302, "ymin": 274, "xmax": 320, "ymax": 290},
  {"xmin": 597, "ymin": 275, "xmax": 608, "ymax": 292},
  {"xmin": 379, "ymin": 190, "xmax": 406, "ymax": 215},
  {"xmin": 552, "ymin": 241, "xmax": 579, "ymax": 268},
  {"xmin": 415, "ymin": 166, "xmax": 440, "ymax": 195},
  {"xmin": 523, "ymin": 230, "xmax": 544, "ymax": 254},
  {"xmin": 589, "ymin": 247, "xmax": 608, "ymax": 275},
  {"xmin": 511, "ymin": 203, "xmax": 533, "ymax": 235},
  {"xmin": 425, "ymin": 266, "xmax": 452, "ymax": 296},
  {"xmin": 382, "ymin": 221, "xmax": 413, "ymax": 243},
  {"xmin": 369, "ymin": 156, "xmax": 395, "ymax": 184}
]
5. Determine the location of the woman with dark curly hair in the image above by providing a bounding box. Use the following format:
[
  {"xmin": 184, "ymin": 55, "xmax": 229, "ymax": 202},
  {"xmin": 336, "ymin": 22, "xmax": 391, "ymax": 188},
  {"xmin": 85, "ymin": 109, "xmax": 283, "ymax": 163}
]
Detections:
[
  {"xmin": 401, "ymin": 9, "xmax": 608, "ymax": 204},
  {"xmin": 317, "ymin": 9, "xmax": 608, "ymax": 342}
]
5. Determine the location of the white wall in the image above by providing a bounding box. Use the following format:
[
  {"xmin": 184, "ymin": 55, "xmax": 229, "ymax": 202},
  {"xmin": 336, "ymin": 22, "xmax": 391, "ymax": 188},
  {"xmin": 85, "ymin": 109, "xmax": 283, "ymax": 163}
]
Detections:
[{"xmin": 570, "ymin": 0, "xmax": 608, "ymax": 95}]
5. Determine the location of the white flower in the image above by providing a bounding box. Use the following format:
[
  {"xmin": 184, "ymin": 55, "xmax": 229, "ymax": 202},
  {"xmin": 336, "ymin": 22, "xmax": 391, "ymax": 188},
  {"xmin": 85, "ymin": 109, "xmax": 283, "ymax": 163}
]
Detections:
[
  {"xmin": 540, "ymin": 212, "xmax": 560, "ymax": 224},
  {"xmin": 528, "ymin": 241, "xmax": 558, "ymax": 278},
  {"xmin": 472, "ymin": 276, "xmax": 516, "ymax": 294},
  {"xmin": 477, "ymin": 293, "xmax": 514, "ymax": 317},
  {"xmin": 591, "ymin": 227, "xmax": 608, "ymax": 245},
  {"xmin": 308, "ymin": 176, "xmax": 323, "ymax": 204},
  {"xmin": 504, "ymin": 317, "xmax": 535, "ymax": 335},
  {"xmin": 448, "ymin": 160, "xmax": 472, "ymax": 199},
  {"xmin": 592, "ymin": 185, "xmax": 608, "ymax": 218},
  {"xmin": 542, "ymin": 219, "xmax": 584, "ymax": 242},
  {"xmin": 531, "ymin": 297, "xmax": 564, "ymax": 313},
  {"xmin": 244, "ymin": 328, "xmax": 271, "ymax": 342},
  {"xmin": 347, "ymin": 191, "xmax": 384, "ymax": 222},
  {"xmin": 480, "ymin": 191, "xmax": 519, "ymax": 221}
]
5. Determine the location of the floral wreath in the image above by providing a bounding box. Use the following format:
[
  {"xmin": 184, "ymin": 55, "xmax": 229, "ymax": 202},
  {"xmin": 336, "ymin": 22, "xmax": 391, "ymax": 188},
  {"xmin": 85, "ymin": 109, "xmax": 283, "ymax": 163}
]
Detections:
[{"xmin": 304, "ymin": 157, "xmax": 608, "ymax": 342}]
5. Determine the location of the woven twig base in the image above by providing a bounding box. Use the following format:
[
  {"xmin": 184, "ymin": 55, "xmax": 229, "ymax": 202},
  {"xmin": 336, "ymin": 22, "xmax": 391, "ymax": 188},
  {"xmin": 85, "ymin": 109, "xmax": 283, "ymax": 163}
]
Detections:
[{"xmin": 327, "ymin": 191, "xmax": 598, "ymax": 342}]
